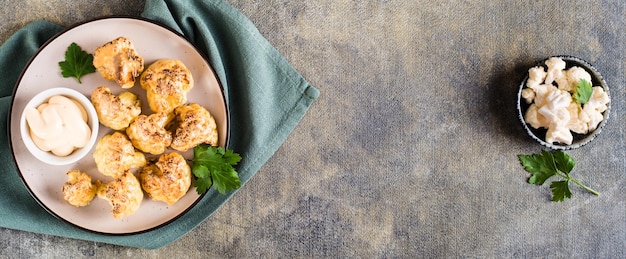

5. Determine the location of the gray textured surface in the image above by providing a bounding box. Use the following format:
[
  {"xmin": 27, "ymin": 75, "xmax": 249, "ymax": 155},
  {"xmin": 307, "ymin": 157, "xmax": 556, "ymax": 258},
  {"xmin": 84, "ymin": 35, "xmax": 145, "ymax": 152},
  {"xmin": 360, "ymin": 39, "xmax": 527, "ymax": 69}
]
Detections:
[{"xmin": 1, "ymin": 0, "xmax": 625, "ymax": 258}]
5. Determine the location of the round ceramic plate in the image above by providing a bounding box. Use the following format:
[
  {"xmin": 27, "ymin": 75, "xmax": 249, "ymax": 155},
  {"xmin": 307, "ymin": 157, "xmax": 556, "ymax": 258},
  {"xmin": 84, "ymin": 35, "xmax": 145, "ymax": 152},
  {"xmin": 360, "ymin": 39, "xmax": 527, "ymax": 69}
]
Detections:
[{"xmin": 8, "ymin": 16, "xmax": 229, "ymax": 235}]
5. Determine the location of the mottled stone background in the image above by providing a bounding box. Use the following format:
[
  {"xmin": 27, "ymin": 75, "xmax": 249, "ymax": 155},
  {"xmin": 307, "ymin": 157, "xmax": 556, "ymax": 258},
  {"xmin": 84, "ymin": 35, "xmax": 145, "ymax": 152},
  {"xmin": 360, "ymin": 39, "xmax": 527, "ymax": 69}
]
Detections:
[{"xmin": 1, "ymin": 0, "xmax": 624, "ymax": 257}]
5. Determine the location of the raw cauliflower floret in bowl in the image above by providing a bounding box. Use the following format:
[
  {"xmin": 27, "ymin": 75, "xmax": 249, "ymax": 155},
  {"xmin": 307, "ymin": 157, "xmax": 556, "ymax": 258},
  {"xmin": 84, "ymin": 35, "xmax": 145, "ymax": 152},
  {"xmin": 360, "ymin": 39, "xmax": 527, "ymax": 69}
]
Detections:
[{"xmin": 516, "ymin": 56, "xmax": 610, "ymax": 150}]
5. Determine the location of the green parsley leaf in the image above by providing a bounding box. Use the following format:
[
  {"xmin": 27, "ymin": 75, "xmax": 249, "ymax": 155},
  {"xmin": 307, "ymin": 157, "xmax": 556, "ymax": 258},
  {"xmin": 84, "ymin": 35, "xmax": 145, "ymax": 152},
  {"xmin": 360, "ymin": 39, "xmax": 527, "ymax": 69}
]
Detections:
[
  {"xmin": 573, "ymin": 79, "xmax": 593, "ymax": 105},
  {"xmin": 517, "ymin": 150, "xmax": 557, "ymax": 185},
  {"xmin": 193, "ymin": 168, "xmax": 213, "ymax": 194},
  {"xmin": 58, "ymin": 42, "xmax": 96, "ymax": 83},
  {"xmin": 549, "ymin": 181, "xmax": 572, "ymax": 202},
  {"xmin": 518, "ymin": 150, "xmax": 599, "ymax": 202},
  {"xmin": 212, "ymin": 167, "xmax": 240, "ymax": 194},
  {"xmin": 552, "ymin": 150, "xmax": 575, "ymax": 175},
  {"xmin": 191, "ymin": 144, "xmax": 242, "ymax": 195},
  {"xmin": 192, "ymin": 163, "xmax": 211, "ymax": 179},
  {"xmin": 223, "ymin": 149, "xmax": 242, "ymax": 165}
]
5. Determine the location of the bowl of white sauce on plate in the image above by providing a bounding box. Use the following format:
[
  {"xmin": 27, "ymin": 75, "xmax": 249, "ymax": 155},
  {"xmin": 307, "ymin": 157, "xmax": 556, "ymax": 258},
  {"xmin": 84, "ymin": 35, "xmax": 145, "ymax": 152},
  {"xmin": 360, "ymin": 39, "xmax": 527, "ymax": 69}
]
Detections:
[{"xmin": 20, "ymin": 87, "xmax": 99, "ymax": 165}]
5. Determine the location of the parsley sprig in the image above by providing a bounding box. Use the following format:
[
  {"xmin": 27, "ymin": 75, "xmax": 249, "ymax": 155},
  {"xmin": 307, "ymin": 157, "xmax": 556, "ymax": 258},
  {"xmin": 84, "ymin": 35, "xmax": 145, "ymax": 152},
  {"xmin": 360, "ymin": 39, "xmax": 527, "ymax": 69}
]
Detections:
[
  {"xmin": 573, "ymin": 79, "xmax": 593, "ymax": 105},
  {"xmin": 191, "ymin": 144, "xmax": 242, "ymax": 195},
  {"xmin": 518, "ymin": 150, "xmax": 599, "ymax": 202},
  {"xmin": 58, "ymin": 42, "xmax": 96, "ymax": 83}
]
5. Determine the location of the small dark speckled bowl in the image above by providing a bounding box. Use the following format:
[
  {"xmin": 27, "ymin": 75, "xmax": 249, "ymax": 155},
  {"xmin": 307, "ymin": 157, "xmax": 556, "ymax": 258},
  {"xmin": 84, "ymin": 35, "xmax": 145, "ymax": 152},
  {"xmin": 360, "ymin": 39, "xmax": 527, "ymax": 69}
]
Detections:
[{"xmin": 517, "ymin": 56, "xmax": 610, "ymax": 150}]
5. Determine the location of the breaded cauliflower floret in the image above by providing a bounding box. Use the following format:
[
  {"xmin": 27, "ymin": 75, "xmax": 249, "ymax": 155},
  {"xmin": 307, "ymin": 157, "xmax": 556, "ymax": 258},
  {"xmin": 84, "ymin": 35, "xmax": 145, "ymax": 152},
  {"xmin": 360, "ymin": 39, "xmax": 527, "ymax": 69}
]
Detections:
[
  {"xmin": 126, "ymin": 112, "xmax": 174, "ymax": 155},
  {"xmin": 91, "ymin": 86, "xmax": 142, "ymax": 131},
  {"xmin": 140, "ymin": 59, "xmax": 194, "ymax": 114},
  {"xmin": 62, "ymin": 170, "xmax": 97, "ymax": 207},
  {"xmin": 139, "ymin": 152, "xmax": 191, "ymax": 205},
  {"xmin": 170, "ymin": 103, "xmax": 218, "ymax": 152},
  {"xmin": 93, "ymin": 132, "xmax": 146, "ymax": 178},
  {"xmin": 97, "ymin": 171, "xmax": 143, "ymax": 219},
  {"xmin": 93, "ymin": 37, "xmax": 144, "ymax": 89}
]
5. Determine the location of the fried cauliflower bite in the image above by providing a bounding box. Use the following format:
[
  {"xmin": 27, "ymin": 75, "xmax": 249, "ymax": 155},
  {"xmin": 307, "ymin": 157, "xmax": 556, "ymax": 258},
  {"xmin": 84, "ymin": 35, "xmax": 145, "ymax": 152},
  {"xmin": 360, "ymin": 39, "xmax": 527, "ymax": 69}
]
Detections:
[
  {"xmin": 93, "ymin": 37, "xmax": 144, "ymax": 89},
  {"xmin": 93, "ymin": 132, "xmax": 146, "ymax": 178},
  {"xmin": 91, "ymin": 86, "xmax": 142, "ymax": 131},
  {"xmin": 139, "ymin": 152, "xmax": 191, "ymax": 205},
  {"xmin": 61, "ymin": 170, "xmax": 97, "ymax": 207},
  {"xmin": 139, "ymin": 59, "xmax": 194, "ymax": 114},
  {"xmin": 170, "ymin": 103, "xmax": 218, "ymax": 152},
  {"xmin": 97, "ymin": 171, "xmax": 143, "ymax": 219},
  {"xmin": 126, "ymin": 112, "xmax": 174, "ymax": 155}
]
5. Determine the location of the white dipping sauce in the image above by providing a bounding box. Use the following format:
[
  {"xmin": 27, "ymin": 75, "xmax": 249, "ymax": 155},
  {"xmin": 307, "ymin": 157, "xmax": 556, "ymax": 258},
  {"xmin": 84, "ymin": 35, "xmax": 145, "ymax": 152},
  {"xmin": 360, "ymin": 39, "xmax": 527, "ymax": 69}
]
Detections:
[{"xmin": 25, "ymin": 95, "xmax": 91, "ymax": 156}]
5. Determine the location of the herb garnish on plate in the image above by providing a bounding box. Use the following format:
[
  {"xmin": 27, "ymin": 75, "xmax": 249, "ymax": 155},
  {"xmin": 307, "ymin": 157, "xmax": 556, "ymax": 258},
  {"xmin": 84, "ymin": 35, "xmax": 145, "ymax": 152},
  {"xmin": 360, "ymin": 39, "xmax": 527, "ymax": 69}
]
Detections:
[
  {"xmin": 58, "ymin": 42, "xmax": 96, "ymax": 83},
  {"xmin": 192, "ymin": 144, "xmax": 242, "ymax": 195}
]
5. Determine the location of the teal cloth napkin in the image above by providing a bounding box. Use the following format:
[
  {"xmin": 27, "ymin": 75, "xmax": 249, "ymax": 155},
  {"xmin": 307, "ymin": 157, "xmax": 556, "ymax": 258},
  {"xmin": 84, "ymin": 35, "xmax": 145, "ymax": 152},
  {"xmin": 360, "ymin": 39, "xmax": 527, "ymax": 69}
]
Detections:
[{"xmin": 0, "ymin": 0, "xmax": 319, "ymax": 249}]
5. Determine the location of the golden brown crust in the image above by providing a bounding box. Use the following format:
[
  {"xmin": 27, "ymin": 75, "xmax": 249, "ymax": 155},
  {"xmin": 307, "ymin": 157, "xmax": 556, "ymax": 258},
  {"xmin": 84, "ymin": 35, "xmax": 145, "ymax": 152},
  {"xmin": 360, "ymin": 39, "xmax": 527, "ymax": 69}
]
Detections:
[
  {"xmin": 139, "ymin": 59, "xmax": 194, "ymax": 114},
  {"xmin": 91, "ymin": 86, "xmax": 142, "ymax": 131},
  {"xmin": 62, "ymin": 170, "xmax": 97, "ymax": 207},
  {"xmin": 170, "ymin": 103, "xmax": 218, "ymax": 152},
  {"xmin": 93, "ymin": 132, "xmax": 146, "ymax": 178},
  {"xmin": 97, "ymin": 171, "xmax": 143, "ymax": 219},
  {"xmin": 126, "ymin": 112, "xmax": 173, "ymax": 155},
  {"xmin": 93, "ymin": 37, "xmax": 144, "ymax": 89},
  {"xmin": 139, "ymin": 152, "xmax": 191, "ymax": 205}
]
